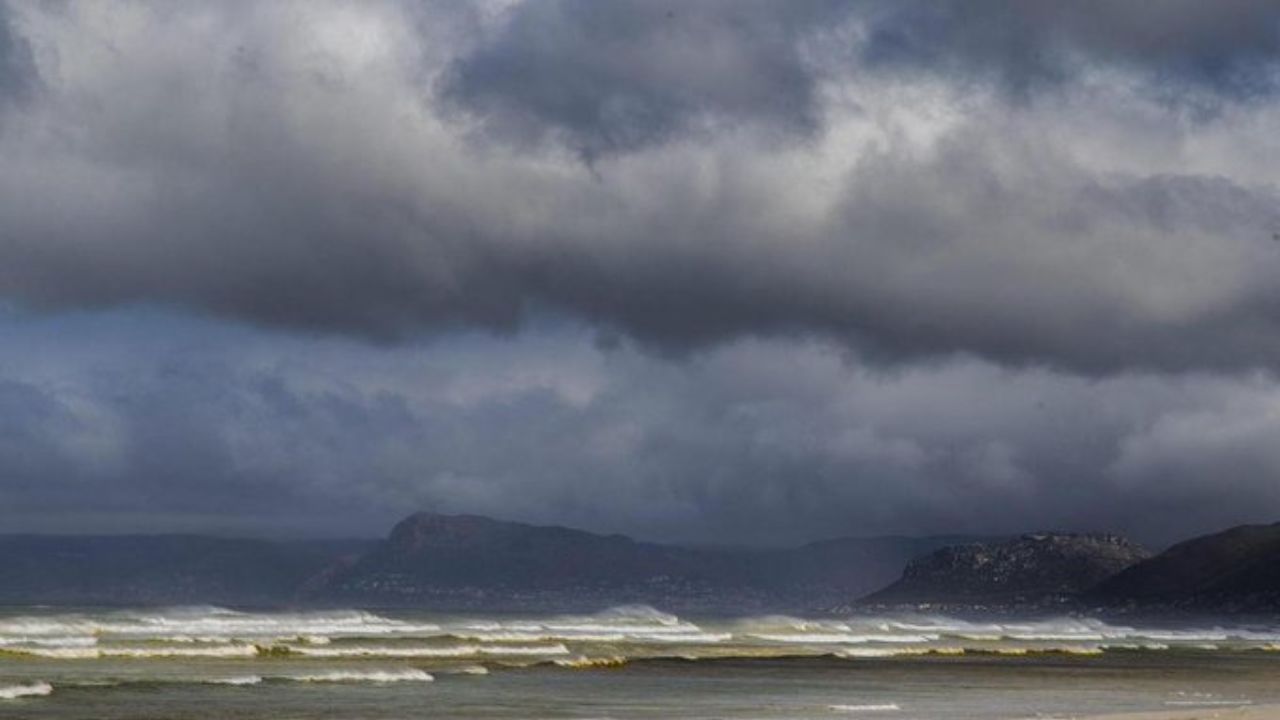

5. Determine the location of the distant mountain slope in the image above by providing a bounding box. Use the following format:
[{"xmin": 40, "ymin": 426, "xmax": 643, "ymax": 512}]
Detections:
[
  {"xmin": 0, "ymin": 535, "xmax": 373, "ymax": 606},
  {"xmin": 1089, "ymin": 522, "xmax": 1280, "ymax": 611},
  {"xmin": 313, "ymin": 512, "xmax": 990, "ymax": 611},
  {"xmin": 863, "ymin": 533, "xmax": 1150, "ymax": 607}
]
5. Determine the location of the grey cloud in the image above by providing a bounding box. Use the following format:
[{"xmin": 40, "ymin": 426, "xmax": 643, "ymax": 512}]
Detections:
[
  {"xmin": 4, "ymin": 320, "xmax": 1280, "ymax": 546},
  {"xmin": 1, "ymin": 2, "xmax": 1280, "ymax": 378},
  {"xmin": 506, "ymin": 132, "xmax": 1280, "ymax": 374},
  {"xmin": 440, "ymin": 0, "xmax": 841, "ymax": 159},
  {"xmin": 0, "ymin": 379, "xmax": 88, "ymax": 506},
  {"xmin": 8, "ymin": 2, "xmax": 1280, "ymax": 548},
  {"xmin": 442, "ymin": 0, "xmax": 1280, "ymax": 159},
  {"xmin": 860, "ymin": 0, "xmax": 1280, "ymax": 100},
  {"xmin": 0, "ymin": 1, "xmax": 36, "ymax": 105}
]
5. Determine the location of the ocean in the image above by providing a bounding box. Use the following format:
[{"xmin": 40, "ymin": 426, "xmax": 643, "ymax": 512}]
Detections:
[{"xmin": 2, "ymin": 605, "xmax": 1279, "ymax": 719}]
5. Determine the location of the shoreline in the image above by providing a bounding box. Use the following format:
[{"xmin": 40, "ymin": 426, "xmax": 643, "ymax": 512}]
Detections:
[{"xmin": 1085, "ymin": 704, "xmax": 1280, "ymax": 720}]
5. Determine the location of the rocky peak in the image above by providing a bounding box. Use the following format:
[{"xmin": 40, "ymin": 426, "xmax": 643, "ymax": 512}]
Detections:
[
  {"xmin": 863, "ymin": 532, "xmax": 1150, "ymax": 607},
  {"xmin": 387, "ymin": 512, "xmax": 514, "ymax": 552}
]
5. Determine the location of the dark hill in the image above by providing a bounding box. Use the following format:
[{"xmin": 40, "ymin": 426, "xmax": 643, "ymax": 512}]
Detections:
[
  {"xmin": 1089, "ymin": 522, "xmax": 1280, "ymax": 611},
  {"xmin": 863, "ymin": 533, "xmax": 1150, "ymax": 607},
  {"xmin": 313, "ymin": 512, "xmax": 990, "ymax": 611}
]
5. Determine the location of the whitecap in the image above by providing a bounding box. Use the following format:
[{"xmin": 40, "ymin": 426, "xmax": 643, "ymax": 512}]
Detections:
[
  {"xmin": 752, "ymin": 633, "xmax": 937, "ymax": 645},
  {"xmin": 283, "ymin": 669, "xmax": 434, "ymax": 683},
  {"xmin": 206, "ymin": 676, "xmax": 263, "ymax": 686},
  {"xmin": 0, "ymin": 682, "xmax": 53, "ymax": 700},
  {"xmin": 288, "ymin": 643, "xmax": 571, "ymax": 658}
]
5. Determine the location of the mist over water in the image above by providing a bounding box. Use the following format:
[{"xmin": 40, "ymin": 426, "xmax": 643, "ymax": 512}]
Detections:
[{"xmin": 3, "ymin": 605, "xmax": 1280, "ymax": 718}]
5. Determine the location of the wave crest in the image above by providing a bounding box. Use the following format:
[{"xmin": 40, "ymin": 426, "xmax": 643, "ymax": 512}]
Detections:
[{"xmin": 0, "ymin": 682, "xmax": 52, "ymax": 700}]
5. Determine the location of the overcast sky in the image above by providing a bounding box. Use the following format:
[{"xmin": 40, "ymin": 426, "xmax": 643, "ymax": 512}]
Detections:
[{"xmin": 1, "ymin": 1, "xmax": 1279, "ymax": 546}]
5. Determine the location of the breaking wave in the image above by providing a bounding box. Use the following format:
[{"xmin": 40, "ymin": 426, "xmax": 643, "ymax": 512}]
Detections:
[
  {"xmin": 206, "ymin": 675, "xmax": 264, "ymax": 686},
  {"xmin": 283, "ymin": 669, "xmax": 434, "ymax": 683},
  {"xmin": 0, "ymin": 607, "xmax": 439, "ymax": 643},
  {"xmin": 554, "ymin": 655, "xmax": 630, "ymax": 669},
  {"xmin": 4, "ymin": 605, "xmax": 1280, "ymax": 669},
  {"xmin": 0, "ymin": 682, "xmax": 52, "ymax": 700},
  {"xmin": 285, "ymin": 643, "xmax": 571, "ymax": 658}
]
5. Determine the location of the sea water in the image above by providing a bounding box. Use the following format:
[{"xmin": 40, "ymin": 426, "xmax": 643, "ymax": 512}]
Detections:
[{"xmin": 2, "ymin": 604, "xmax": 1279, "ymax": 718}]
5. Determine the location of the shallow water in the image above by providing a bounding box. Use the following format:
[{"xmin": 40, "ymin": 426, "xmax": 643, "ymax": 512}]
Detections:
[{"xmin": 3, "ymin": 605, "xmax": 1280, "ymax": 718}]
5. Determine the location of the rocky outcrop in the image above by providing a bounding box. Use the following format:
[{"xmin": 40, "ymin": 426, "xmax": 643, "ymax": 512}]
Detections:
[{"xmin": 863, "ymin": 533, "xmax": 1150, "ymax": 607}]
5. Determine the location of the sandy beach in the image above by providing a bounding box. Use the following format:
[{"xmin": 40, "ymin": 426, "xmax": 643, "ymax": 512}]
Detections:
[{"xmin": 1087, "ymin": 704, "xmax": 1280, "ymax": 720}]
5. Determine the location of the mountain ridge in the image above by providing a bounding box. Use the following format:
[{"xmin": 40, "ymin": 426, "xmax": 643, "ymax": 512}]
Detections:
[
  {"xmin": 314, "ymin": 511, "xmax": 995, "ymax": 611},
  {"xmin": 9, "ymin": 513, "xmax": 1280, "ymax": 614},
  {"xmin": 1088, "ymin": 522, "xmax": 1280, "ymax": 612}
]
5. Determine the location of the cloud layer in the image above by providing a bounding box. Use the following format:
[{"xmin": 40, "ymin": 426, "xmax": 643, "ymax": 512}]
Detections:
[
  {"xmin": 2, "ymin": 2, "xmax": 1280, "ymax": 541},
  {"xmin": 0, "ymin": 1, "xmax": 1277, "ymax": 373},
  {"xmin": 4, "ymin": 311, "xmax": 1280, "ymax": 545}
]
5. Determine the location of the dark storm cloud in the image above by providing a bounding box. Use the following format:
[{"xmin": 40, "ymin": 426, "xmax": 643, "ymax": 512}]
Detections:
[
  {"xmin": 7, "ymin": 2, "xmax": 1280, "ymax": 547},
  {"xmin": 440, "ymin": 0, "xmax": 842, "ymax": 158},
  {"xmin": 0, "ymin": 0, "xmax": 36, "ymax": 104},
  {"xmin": 860, "ymin": 0, "xmax": 1280, "ymax": 99},
  {"xmin": 443, "ymin": 0, "xmax": 1280, "ymax": 156},
  {"xmin": 4, "ymin": 317, "xmax": 1280, "ymax": 545},
  {"xmin": 1, "ymin": 1, "xmax": 1280, "ymax": 379}
]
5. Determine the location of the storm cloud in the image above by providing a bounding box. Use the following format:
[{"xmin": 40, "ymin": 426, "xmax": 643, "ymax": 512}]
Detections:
[
  {"xmin": 2, "ymin": 2, "xmax": 1280, "ymax": 542},
  {"xmin": 3, "ymin": 311, "xmax": 1280, "ymax": 546},
  {"xmin": 440, "ymin": 0, "xmax": 841, "ymax": 158},
  {"xmin": 0, "ymin": 0, "xmax": 35, "ymax": 105},
  {"xmin": 0, "ymin": 2, "xmax": 1278, "ymax": 372},
  {"xmin": 860, "ymin": 0, "xmax": 1280, "ymax": 99}
]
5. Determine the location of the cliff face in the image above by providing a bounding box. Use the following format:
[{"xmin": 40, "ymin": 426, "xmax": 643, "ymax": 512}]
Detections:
[
  {"xmin": 1089, "ymin": 522, "xmax": 1280, "ymax": 612},
  {"xmin": 863, "ymin": 533, "xmax": 1150, "ymax": 607}
]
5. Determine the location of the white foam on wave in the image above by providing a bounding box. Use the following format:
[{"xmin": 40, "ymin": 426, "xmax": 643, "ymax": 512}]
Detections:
[
  {"xmin": 207, "ymin": 676, "xmax": 264, "ymax": 686},
  {"xmin": 8, "ymin": 644, "xmax": 260, "ymax": 659},
  {"xmin": 289, "ymin": 643, "xmax": 571, "ymax": 658},
  {"xmin": 108, "ymin": 645, "xmax": 260, "ymax": 658},
  {"xmin": 457, "ymin": 631, "xmax": 628, "ymax": 643},
  {"xmin": 0, "ymin": 635, "xmax": 97, "ymax": 648},
  {"xmin": 752, "ymin": 633, "xmax": 938, "ymax": 645},
  {"xmin": 0, "ymin": 682, "xmax": 53, "ymax": 700},
  {"xmin": 457, "ymin": 605, "xmax": 708, "ymax": 641},
  {"xmin": 284, "ymin": 669, "xmax": 434, "ymax": 683},
  {"xmin": 453, "ymin": 627, "xmax": 726, "ymax": 644},
  {"xmin": 554, "ymin": 655, "xmax": 630, "ymax": 669},
  {"xmin": 632, "ymin": 632, "xmax": 732, "ymax": 644},
  {"xmin": 837, "ymin": 647, "xmax": 960, "ymax": 659},
  {"xmin": 829, "ymin": 703, "xmax": 901, "ymax": 712},
  {"xmin": 9, "ymin": 606, "xmax": 1280, "ymax": 665},
  {"xmin": 827, "ymin": 615, "xmax": 1280, "ymax": 652},
  {"xmin": 0, "ymin": 607, "xmax": 440, "ymax": 645}
]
